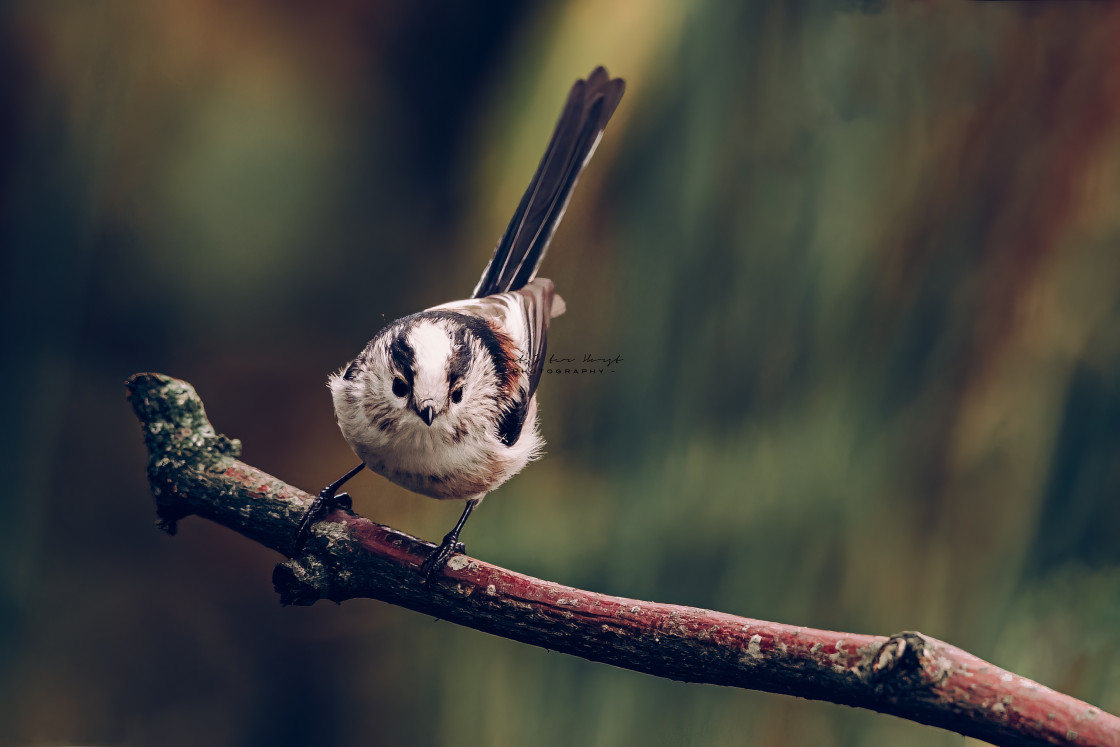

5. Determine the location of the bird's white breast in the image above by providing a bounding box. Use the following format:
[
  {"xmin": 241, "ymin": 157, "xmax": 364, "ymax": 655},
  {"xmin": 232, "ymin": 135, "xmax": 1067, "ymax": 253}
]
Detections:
[{"xmin": 331, "ymin": 376, "xmax": 541, "ymax": 501}]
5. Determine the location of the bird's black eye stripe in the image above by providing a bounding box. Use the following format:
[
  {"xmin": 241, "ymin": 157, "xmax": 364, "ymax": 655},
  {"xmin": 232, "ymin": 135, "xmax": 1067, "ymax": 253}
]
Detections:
[
  {"xmin": 392, "ymin": 378, "xmax": 409, "ymax": 397},
  {"xmin": 448, "ymin": 328, "xmax": 470, "ymax": 406},
  {"xmin": 449, "ymin": 328, "xmax": 471, "ymax": 383},
  {"xmin": 389, "ymin": 331, "xmax": 415, "ymax": 385}
]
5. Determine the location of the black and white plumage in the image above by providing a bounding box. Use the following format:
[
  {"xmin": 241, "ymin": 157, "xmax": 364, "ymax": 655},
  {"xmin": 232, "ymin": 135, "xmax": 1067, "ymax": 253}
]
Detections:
[{"xmin": 294, "ymin": 67, "xmax": 625, "ymax": 578}]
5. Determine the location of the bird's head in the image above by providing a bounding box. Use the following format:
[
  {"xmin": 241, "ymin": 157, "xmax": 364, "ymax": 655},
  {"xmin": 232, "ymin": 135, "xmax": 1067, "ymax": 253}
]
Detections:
[{"xmin": 384, "ymin": 319, "xmax": 467, "ymax": 427}]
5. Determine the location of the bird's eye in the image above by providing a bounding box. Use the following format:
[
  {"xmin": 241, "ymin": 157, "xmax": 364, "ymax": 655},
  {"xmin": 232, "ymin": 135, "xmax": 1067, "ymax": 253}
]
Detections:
[
  {"xmin": 391, "ymin": 378, "xmax": 409, "ymax": 398},
  {"xmin": 450, "ymin": 387, "xmax": 464, "ymax": 404}
]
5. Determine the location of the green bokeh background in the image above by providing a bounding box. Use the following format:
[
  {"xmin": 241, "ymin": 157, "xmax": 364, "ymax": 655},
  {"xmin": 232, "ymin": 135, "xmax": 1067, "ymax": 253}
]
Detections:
[{"xmin": 3, "ymin": 2, "xmax": 1118, "ymax": 745}]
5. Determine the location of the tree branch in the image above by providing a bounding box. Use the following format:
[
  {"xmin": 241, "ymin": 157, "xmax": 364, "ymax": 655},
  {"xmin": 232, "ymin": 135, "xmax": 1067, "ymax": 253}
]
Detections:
[{"xmin": 125, "ymin": 372, "xmax": 1118, "ymax": 747}]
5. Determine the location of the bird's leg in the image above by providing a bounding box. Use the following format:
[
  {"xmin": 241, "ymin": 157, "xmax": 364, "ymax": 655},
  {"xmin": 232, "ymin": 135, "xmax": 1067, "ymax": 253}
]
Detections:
[
  {"xmin": 420, "ymin": 497, "xmax": 480, "ymax": 581},
  {"xmin": 292, "ymin": 463, "xmax": 364, "ymax": 555}
]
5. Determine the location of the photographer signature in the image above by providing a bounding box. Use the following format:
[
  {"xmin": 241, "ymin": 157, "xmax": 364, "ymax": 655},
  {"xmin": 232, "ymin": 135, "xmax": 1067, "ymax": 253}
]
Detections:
[{"xmin": 515, "ymin": 352, "xmax": 625, "ymax": 374}]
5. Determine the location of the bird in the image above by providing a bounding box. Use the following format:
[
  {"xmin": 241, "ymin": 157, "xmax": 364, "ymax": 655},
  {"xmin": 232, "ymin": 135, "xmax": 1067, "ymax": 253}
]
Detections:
[{"xmin": 293, "ymin": 67, "xmax": 625, "ymax": 580}]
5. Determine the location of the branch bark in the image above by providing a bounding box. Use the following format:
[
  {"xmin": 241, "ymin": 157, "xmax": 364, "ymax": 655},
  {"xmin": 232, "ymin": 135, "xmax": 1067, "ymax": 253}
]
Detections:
[{"xmin": 126, "ymin": 372, "xmax": 1119, "ymax": 747}]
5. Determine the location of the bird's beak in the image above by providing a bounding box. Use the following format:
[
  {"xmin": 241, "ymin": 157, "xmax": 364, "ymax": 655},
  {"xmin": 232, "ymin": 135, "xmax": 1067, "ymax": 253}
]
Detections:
[{"xmin": 417, "ymin": 403, "xmax": 435, "ymax": 427}]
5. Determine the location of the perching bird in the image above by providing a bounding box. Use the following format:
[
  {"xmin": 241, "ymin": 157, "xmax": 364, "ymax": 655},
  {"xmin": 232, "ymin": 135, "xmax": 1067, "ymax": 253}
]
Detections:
[{"xmin": 293, "ymin": 67, "xmax": 625, "ymax": 579}]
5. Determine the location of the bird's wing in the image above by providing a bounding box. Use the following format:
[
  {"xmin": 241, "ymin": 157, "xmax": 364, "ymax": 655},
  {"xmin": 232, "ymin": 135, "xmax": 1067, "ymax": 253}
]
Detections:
[{"xmin": 472, "ymin": 67, "xmax": 624, "ymax": 299}]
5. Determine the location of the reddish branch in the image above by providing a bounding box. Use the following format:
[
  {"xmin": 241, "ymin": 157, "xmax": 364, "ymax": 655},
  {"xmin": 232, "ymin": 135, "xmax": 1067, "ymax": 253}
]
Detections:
[{"xmin": 126, "ymin": 372, "xmax": 1119, "ymax": 747}]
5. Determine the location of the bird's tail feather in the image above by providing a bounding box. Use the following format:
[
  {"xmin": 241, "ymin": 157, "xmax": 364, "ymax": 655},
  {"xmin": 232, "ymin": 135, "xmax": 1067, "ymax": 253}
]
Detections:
[{"xmin": 472, "ymin": 67, "xmax": 624, "ymax": 299}]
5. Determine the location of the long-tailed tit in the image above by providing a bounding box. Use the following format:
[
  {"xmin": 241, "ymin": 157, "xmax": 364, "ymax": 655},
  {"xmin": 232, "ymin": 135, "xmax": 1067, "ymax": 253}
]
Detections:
[{"xmin": 293, "ymin": 67, "xmax": 625, "ymax": 579}]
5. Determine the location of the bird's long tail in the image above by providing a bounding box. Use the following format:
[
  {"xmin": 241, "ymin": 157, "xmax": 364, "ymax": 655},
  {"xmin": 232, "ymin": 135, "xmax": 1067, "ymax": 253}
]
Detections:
[{"xmin": 472, "ymin": 67, "xmax": 625, "ymax": 299}]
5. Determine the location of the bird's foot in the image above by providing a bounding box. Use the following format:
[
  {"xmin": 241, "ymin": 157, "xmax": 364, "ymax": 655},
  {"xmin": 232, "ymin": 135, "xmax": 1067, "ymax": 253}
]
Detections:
[
  {"xmin": 292, "ymin": 489, "xmax": 352, "ymax": 556},
  {"xmin": 420, "ymin": 534, "xmax": 467, "ymax": 582}
]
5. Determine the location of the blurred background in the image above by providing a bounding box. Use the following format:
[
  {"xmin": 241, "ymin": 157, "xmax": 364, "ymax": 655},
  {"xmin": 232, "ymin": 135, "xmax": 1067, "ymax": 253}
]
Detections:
[{"xmin": 3, "ymin": 1, "xmax": 1119, "ymax": 745}]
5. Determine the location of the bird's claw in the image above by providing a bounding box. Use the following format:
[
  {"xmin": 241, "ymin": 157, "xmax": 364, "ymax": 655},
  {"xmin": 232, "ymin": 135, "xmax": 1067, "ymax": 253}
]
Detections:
[
  {"xmin": 420, "ymin": 535, "xmax": 467, "ymax": 581},
  {"xmin": 292, "ymin": 490, "xmax": 352, "ymax": 556}
]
